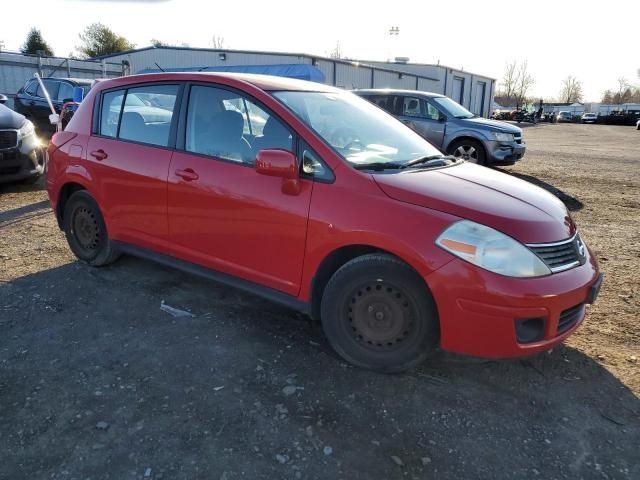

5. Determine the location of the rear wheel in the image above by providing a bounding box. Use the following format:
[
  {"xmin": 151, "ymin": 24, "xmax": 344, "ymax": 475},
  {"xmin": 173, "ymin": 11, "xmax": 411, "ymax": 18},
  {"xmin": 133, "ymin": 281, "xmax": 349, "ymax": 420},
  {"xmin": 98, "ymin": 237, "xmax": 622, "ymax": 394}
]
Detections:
[
  {"xmin": 448, "ymin": 138, "xmax": 486, "ymax": 165},
  {"xmin": 63, "ymin": 191, "xmax": 120, "ymax": 266},
  {"xmin": 320, "ymin": 254, "xmax": 439, "ymax": 372}
]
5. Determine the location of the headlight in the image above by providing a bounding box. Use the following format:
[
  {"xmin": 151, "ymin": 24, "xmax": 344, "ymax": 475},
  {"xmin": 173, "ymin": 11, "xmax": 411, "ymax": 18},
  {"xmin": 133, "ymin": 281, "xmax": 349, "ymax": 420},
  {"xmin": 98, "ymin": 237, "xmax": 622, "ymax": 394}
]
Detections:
[
  {"xmin": 18, "ymin": 121, "xmax": 35, "ymax": 139},
  {"xmin": 489, "ymin": 131, "xmax": 514, "ymax": 142},
  {"xmin": 436, "ymin": 220, "xmax": 551, "ymax": 278}
]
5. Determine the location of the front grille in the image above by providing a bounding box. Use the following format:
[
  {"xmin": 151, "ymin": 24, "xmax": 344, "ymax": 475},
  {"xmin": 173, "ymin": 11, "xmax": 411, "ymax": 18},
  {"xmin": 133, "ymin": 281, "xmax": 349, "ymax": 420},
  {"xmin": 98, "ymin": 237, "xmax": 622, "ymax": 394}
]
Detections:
[
  {"xmin": 527, "ymin": 235, "xmax": 584, "ymax": 273},
  {"xmin": 0, "ymin": 130, "xmax": 18, "ymax": 149},
  {"xmin": 557, "ymin": 304, "xmax": 584, "ymax": 334}
]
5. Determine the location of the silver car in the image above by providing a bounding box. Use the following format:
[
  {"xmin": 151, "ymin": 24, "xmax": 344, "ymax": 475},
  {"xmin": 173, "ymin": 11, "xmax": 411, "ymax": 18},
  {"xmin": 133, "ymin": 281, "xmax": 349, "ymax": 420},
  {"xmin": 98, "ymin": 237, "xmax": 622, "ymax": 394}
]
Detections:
[{"xmin": 354, "ymin": 89, "xmax": 526, "ymax": 166}]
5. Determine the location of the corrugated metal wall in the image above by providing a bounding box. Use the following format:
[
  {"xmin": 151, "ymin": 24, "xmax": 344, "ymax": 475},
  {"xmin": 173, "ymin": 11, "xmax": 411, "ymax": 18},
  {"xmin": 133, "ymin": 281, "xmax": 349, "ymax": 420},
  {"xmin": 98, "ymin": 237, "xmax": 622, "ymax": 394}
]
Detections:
[
  {"xmin": 88, "ymin": 47, "xmax": 496, "ymax": 116},
  {"xmin": 0, "ymin": 52, "xmax": 122, "ymax": 107}
]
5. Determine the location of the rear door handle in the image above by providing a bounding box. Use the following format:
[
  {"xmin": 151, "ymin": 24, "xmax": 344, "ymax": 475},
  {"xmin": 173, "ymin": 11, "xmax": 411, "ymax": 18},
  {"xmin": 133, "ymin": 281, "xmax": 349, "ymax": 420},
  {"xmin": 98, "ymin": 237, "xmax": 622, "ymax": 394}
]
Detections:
[
  {"xmin": 175, "ymin": 168, "xmax": 199, "ymax": 181},
  {"xmin": 90, "ymin": 149, "xmax": 108, "ymax": 161}
]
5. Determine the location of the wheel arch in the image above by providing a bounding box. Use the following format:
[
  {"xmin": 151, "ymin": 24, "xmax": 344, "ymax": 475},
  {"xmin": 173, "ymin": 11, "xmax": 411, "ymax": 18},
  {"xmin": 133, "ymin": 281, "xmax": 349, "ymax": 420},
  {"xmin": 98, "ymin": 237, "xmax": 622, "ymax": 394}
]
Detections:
[
  {"xmin": 55, "ymin": 181, "xmax": 89, "ymax": 229},
  {"xmin": 309, "ymin": 244, "xmax": 433, "ymax": 322}
]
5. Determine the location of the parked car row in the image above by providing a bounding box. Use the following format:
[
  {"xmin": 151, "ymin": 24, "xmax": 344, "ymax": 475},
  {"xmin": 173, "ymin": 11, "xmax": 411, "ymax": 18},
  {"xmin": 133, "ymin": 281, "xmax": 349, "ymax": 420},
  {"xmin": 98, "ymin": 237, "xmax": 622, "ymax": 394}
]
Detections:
[{"xmin": 45, "ymin": 72, "xmax": 601, "ymax": 371}]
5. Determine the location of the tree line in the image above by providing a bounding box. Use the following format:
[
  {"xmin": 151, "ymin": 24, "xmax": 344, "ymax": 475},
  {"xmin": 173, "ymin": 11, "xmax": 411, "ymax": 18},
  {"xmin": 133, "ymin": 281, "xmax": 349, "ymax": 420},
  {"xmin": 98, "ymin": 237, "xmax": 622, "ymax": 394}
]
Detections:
[{"xmin": 495, "ymin": 60, "xmax": 638, "ymax": 107}]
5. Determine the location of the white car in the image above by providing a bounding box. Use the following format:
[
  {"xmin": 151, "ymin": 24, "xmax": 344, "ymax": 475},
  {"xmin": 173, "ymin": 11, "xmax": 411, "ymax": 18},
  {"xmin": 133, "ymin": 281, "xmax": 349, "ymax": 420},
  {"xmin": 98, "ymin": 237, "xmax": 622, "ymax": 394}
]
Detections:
[{"xmin": 581, "ymin": 112, "xmax": 597, "ymax": 124}]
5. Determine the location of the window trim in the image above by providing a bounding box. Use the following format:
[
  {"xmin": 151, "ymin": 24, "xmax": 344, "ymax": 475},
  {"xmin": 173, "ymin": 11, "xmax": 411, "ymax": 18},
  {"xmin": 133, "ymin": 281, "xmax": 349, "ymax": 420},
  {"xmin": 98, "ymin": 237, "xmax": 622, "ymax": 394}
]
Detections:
[
  {"xmin": 176, "ymin": 82, "xmax": 298, "ymax": 169},
  {"xmin": 92, "ymin": 82, "xmax": 185, "ymax": 151}
]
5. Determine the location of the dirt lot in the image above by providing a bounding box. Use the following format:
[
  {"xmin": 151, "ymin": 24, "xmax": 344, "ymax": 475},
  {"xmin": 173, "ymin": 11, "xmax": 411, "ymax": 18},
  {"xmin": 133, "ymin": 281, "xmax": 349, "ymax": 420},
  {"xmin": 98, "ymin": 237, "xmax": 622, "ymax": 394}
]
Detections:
[{"xmin": 1, "ymin": 123, "xmax": 638, "ymax": 480}]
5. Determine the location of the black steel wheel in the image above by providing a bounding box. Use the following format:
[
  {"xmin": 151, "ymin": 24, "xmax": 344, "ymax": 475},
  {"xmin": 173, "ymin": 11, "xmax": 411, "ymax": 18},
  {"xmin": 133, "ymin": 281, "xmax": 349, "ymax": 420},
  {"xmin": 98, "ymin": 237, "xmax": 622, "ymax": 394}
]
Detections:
[
  {"xmin": 63, "ymin": 190, "xmax": 120, "ymax": 266},
  {"xmin": 321, "ymin": 254, "xmax": 439, "ymax": 372}
]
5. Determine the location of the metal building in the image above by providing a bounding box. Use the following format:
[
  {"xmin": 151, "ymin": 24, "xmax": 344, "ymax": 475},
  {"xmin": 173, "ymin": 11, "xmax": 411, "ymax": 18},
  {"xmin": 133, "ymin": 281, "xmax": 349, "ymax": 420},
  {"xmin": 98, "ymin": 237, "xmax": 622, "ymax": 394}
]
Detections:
[
  {"xmin": 97, "ymin": 46, "xmax": 496, "ymax": 117},
  {"xmin": 0, "ymin": 51, "xmax": 123, "ymax": 107}
]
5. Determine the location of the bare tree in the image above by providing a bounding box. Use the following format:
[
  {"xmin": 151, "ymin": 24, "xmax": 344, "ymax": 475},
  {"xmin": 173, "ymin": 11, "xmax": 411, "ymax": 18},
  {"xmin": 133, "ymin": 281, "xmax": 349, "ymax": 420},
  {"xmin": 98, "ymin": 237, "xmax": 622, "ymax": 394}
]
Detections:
[
  {"xmin": 499, "ymin": 61, "xmax": 518, "ymax": 100},
  {"xmin": 615, "ymin": 77, "xmax": 632, "ymax": 104},
  {"xmin": 495, "ymin": 60, "xmax": 535, "ymax": 108},
  {"xmin": 212, "ymin": 35, "xmax": 225, "ymax": 49},
  {"xmin": 329, "ymin": 41, "xmax": 343, "ymax": 59},
  {"xmin": 559, "ymin": 75, "xmax": 584, "ymax": 103},
  {"xmin": 514, "ymin": 61, "xmax": 535, "ymax": 108}
]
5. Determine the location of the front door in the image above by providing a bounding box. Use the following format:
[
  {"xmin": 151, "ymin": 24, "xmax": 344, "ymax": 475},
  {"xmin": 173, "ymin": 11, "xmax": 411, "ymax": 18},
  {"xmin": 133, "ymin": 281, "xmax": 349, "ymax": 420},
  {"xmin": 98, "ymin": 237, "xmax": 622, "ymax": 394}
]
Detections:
[{"xmin": 167, "ymin": 84, "xmax": 312, "ymax": 296}]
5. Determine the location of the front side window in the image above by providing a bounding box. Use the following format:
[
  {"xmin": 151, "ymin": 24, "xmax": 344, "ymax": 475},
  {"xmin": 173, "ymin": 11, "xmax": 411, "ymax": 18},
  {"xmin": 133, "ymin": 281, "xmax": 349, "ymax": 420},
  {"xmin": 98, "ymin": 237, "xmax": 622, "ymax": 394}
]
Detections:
[
  {"xmin": 274, "ymin": 90, "xmax": 442, "ymax": 168},
  {"xmin": 185, "ymin": 85, "xmax": 292, "ymax": 165},
  {"xmin": 57, "ymin": 82, "xmax": 74, "ymax": 102},
  {"xmin": 424, "ymin": 101, "xmax": 442, "ymax": 121},
  {"xmin": 36, "ymin": 80, "xmax": 59, "ymax": 100},
  {"xmin": 118, "ymin": 85, "xmax": 178, "ymax": 147}
]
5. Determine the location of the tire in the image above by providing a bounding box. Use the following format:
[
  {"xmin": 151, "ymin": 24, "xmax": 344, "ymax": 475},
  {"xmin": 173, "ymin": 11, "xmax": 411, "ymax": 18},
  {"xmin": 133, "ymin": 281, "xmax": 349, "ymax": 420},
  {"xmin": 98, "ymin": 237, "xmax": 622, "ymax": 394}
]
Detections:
[
  {"xmin": 62, "ymin": 190, "xmax": 120, "ymax": 267},
  {"xmin": 320, "ymin": 254, "xmax": 439, "ymax": 373},
  {"xmin": 447, "ymin": 138, "xmax": 486, "ymax": 165}
]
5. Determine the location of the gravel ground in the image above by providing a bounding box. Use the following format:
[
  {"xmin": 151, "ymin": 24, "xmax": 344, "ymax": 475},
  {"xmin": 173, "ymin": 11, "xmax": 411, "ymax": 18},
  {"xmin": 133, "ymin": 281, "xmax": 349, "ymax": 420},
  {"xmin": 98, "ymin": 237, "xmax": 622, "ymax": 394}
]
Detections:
[{"xmin": 0, "ymin": 123, "xmax": 638, "ymax": 480}]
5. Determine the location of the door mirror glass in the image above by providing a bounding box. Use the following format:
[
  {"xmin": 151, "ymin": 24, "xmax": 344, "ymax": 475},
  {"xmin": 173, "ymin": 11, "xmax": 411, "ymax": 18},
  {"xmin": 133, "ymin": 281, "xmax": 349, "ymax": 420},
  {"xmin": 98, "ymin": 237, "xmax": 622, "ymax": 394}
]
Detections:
[{"xmin": 0, "ymin": 94, "xmax": 7, "ymax": 105}]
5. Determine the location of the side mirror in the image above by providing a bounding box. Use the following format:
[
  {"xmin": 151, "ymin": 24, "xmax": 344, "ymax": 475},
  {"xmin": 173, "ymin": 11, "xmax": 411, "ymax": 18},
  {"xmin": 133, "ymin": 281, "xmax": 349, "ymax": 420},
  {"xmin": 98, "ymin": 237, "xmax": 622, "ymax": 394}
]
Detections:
[
  {"xmin": 438, "ymin": 115, "xmax": 447, "ymax": 122},
  {"xmin": 256, "ymin": 149, "xmax": 300, "ymax": 195},
  {"xmin": 0, "ymin": 94, "xmax": 7, "ymax": 104}
]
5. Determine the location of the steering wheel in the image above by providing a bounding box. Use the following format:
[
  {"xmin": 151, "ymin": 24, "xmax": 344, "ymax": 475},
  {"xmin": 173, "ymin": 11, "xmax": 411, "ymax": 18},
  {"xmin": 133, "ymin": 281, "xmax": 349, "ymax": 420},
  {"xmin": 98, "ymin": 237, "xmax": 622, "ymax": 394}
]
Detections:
[{"xmin": 331, "ymin": 127, "xmax": 363, "ymax": 151}]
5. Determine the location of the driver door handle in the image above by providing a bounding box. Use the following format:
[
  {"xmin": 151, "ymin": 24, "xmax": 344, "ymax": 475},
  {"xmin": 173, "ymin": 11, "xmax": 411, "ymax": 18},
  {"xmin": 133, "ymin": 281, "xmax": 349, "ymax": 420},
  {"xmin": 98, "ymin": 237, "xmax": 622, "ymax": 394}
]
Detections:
[
  {"xmin": 175, "ymin": 168, "xmax": 199, "ymax": 181},
  {"xmin": 90, "ymin": 149, "xmax": 108, "ymax": 161}
]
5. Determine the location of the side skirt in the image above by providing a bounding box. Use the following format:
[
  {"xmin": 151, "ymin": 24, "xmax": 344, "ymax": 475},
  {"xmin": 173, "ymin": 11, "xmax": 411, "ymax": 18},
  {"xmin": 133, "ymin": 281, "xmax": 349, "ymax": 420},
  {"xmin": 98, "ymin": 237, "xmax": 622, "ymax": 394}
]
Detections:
[{"xmin": 114, "ymin": 242, "xmax": 310, "ymax": 315}]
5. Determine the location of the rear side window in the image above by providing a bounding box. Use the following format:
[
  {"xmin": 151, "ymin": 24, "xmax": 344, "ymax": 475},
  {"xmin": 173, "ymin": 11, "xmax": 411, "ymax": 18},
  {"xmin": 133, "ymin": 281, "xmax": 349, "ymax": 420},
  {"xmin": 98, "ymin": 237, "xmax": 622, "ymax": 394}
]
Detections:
[
  {"xmin": 118, "ymin": 85, "xmax": 178, "ymax": 147},
  {"xmin": 185, "ymin": 85, "xmax": 292, "ymax": 165},
  {"xmin": 100, "ymin": 90, "xmax": 125, "ymax": 137},
  {"xmin": 98, "ymin": 84, "xmax": 179, "ymax": 147}
]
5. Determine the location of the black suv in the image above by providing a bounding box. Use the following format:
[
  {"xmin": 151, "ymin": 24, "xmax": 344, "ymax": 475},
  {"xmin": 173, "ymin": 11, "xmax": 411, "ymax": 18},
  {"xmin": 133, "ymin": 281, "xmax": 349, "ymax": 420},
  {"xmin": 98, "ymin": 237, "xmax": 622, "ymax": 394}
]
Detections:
[{"xmin": 14, "ymin": 78, "xmax": 93, "ymax": 136}]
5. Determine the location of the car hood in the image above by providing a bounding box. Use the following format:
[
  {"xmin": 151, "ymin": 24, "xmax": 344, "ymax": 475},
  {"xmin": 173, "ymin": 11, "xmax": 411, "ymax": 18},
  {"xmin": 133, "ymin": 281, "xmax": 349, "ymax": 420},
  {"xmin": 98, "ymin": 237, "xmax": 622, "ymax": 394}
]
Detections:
[
  {"xmin": 374, "ymin": 163, "xmax": 575, "ymax": 244},
  {"xmin": 459, "ymin": 116, "xmax": 522, "ymax": 134},
  {"xmin": 0, "ymin": 104, "xmax": 26, "ymax": 129}
]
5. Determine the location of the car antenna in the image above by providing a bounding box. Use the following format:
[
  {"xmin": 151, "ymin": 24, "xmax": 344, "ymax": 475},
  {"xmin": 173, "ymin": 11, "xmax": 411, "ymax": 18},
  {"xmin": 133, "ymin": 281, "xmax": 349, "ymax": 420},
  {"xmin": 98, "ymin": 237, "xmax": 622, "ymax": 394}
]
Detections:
[{"xmin": 155, "ymin": 62, "xmax": 166, "ymax": 72}]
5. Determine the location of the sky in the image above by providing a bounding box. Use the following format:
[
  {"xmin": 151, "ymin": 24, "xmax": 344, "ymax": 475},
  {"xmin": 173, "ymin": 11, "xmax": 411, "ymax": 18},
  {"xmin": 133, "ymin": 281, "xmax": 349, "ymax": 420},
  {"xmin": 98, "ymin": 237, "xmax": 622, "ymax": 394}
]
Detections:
[{"xmin": 1, "ymin": 0, "xmax": 637, "ymax": 101}]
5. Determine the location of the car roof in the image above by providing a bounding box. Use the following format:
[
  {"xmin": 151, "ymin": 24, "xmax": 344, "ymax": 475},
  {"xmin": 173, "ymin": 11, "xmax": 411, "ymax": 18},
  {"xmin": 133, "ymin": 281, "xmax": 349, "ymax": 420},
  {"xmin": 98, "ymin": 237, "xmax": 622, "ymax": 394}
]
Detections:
[
  {"xmin": 93, "ymin": 72, "xmax": 340, "ymax": 93},
  {"xmin": 353, "ymin": 88, "xmax": 444, "ymax": 98},
  {"xmin": 35, "ymin": 77, "xmax": 94, "ymax": 85}
]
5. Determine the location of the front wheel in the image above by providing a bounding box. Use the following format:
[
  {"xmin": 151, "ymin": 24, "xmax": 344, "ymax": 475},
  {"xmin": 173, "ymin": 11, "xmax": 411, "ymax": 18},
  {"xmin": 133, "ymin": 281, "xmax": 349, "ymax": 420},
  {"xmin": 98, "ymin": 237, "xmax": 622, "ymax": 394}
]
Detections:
[
  {"xmin": 63, "ymin": 190, "xmax": 120, "ymax": 266},
  {"xmin": 448, "ymin": 138, "xmax": 486, "ymax": 165},
  {"xmin": 320, "ymin": 254, "xmax": 439, "ymax": 372}
]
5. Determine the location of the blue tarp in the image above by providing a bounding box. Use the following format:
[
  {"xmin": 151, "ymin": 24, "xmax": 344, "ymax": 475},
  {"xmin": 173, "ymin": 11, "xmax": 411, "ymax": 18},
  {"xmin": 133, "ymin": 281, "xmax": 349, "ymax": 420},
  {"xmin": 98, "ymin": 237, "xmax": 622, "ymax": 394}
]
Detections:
[{"xmin": 137, "ymin": 64, "xmax": 325, "ymax": 83}]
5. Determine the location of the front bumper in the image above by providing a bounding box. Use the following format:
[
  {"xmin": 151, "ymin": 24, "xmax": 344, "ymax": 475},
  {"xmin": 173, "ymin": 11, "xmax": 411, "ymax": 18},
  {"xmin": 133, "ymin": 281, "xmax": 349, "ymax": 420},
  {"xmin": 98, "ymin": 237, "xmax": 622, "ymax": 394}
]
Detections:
[
  {"xmin": 425, "ymin": 248, "xmax": 601, "ymax": 358},
  {"xmin": 484, "ymin": 139, "xmax": 526, "ymax": 165},
  {"xmin": 0, "ymin": 133, "xmax": 44, "ymax": 183},
  {"xmin": 0, "ymin": 147, "xmax": 44, "ymax": 183}
]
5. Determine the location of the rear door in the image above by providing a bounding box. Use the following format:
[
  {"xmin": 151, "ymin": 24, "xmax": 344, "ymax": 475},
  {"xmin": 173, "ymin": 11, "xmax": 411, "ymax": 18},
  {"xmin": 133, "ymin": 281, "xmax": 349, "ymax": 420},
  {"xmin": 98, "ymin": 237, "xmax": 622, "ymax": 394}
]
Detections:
[
  {"xmin": 167, "ymin": 83, "xmax": 313, "ymax": 295},
  {"xmin": 86, "ymin": 83, "xmax": 182, "ymax": 250},
  {"xmin": 398, "ymin": 96, "xmax": 446, "ymax": 147}
]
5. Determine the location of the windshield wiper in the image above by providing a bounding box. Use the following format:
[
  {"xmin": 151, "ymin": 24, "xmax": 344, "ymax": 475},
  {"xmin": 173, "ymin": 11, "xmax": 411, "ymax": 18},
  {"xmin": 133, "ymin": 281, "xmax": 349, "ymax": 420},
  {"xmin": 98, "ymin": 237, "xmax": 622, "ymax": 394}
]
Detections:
[
  {"xmin": 401, "ymin": 154, "xmax": 457, "ymax": 169},
  {"xmin": 353, "ymin": 162, "xmax": 404, "ymax": 171}
]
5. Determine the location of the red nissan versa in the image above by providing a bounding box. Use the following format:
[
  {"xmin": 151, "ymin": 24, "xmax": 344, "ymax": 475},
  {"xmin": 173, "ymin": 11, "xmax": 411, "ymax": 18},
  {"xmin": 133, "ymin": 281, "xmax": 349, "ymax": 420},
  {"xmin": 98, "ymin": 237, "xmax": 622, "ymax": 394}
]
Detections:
[{"xmin": 46, "ymin": 73, "xmax": 602, "ymax": 372}]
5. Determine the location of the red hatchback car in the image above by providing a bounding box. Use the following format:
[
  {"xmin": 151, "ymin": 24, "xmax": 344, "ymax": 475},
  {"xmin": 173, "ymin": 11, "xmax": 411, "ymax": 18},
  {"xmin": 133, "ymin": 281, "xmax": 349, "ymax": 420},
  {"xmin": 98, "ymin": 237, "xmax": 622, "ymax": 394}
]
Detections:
[{"xmin": 46, "ymin": 73, "xmax": 602, "ymax": 371}]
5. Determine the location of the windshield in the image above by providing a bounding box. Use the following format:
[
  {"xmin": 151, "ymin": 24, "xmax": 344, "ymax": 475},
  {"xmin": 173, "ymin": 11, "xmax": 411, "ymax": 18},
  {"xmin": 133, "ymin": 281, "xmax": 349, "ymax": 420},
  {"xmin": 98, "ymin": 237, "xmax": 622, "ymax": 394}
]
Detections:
[
  {"xmin": 432, "ymin": 96, "xmax": 474, "ymax": 119},
  {"xmin": 273, "ymin": 90, "xmax": 442, "ymax": 167}
]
